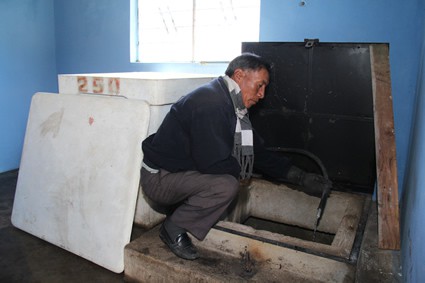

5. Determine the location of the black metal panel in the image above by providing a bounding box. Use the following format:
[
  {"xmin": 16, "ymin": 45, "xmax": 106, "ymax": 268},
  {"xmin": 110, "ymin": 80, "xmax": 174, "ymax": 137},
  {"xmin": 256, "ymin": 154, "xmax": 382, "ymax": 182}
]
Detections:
[
  {"xmin": 243, "ymin": 42, "xmax": 376, "ymax": 193},
  {"xmin": 309, "ymin": 116, "xmax": 376, "ymax": 190},
  {"xmin": 248, "ymin": 42, "xmax": 309, "ymax": 112},
  {"xmin": 310, "ymin": 44, "xmax": 373, "ymax": 117}
]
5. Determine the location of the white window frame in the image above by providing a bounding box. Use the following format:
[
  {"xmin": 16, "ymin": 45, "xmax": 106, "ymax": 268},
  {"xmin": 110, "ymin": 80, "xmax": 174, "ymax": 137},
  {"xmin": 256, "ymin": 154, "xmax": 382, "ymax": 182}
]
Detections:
[{"xmin": 134, "ymin": 0, "xmax": 261, "ymax": 63}]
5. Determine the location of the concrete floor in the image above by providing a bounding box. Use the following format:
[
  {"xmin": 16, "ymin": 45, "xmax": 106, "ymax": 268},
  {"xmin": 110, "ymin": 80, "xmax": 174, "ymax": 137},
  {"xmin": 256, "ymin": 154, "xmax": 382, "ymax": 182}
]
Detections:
[
  {"xmin": 0, "ymin": 169, "xmax": 145, "ymax": 282},
  {"xmin": 1, "ymin": 169, "xmax": 402, "ymax": 282}
]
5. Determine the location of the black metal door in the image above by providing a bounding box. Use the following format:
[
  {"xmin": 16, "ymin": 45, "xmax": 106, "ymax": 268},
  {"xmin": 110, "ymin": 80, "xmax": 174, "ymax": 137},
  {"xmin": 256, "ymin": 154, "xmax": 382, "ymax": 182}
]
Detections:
[{"xmin": 243, "ymin": 41, "xmax": 376, "ymax": 193}]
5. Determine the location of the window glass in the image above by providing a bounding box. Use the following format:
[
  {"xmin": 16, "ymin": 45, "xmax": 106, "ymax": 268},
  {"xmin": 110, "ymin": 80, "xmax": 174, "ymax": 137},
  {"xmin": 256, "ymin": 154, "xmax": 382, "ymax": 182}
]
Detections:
[{"xmin": 137, "ymin": 0, "xmax": 260, "ymax": 63}]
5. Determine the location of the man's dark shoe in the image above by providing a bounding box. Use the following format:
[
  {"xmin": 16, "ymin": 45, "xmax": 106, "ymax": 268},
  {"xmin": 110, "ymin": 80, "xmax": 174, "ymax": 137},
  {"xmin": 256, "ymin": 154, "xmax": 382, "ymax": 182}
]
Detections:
[{"xmin": 159, "ymin": 225, "xmax": 200, "ymax": 260}]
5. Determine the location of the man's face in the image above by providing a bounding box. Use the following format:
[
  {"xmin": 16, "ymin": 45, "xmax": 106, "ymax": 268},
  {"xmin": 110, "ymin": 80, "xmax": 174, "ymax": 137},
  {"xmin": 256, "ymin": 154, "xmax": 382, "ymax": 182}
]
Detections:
[{"xmin": 233, "ymin": 68, "xmax": 269, "ymax": 109}]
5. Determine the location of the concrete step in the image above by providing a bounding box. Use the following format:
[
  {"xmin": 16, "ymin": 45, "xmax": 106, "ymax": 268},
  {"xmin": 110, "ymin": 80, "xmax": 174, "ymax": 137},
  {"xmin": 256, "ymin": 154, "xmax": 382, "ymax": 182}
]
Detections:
[{"xmin": 124, "ymin": 225, "xmax": 355, "ymax": 283}]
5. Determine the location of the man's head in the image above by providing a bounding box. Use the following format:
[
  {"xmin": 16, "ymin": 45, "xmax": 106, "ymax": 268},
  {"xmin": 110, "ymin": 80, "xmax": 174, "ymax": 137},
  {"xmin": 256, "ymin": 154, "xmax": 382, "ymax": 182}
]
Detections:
[{"xmin": 225, "ymin": 53, "xmax": 271, "ymax": 108}]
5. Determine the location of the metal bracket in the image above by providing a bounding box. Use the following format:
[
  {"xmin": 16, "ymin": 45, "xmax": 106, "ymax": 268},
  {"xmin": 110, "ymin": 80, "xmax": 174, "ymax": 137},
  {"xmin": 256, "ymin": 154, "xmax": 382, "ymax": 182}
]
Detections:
[{"xmin": 304, "ymin": 39, "xmax": 319, "ymax": 48}]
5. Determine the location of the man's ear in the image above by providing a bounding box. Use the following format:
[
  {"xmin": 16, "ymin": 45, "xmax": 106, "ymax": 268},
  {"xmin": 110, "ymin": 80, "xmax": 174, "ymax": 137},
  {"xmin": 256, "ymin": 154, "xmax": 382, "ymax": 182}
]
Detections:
[{"xmin": 232, "ymin": 69, "xmax": 245, "ymax": 84}]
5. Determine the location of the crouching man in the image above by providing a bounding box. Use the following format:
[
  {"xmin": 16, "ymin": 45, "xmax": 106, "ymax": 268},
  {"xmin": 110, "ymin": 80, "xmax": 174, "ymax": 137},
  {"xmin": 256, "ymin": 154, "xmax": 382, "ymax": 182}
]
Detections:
[{"xmin": 140, "ymin": 53, "xmax": 331, "ymax": 260}]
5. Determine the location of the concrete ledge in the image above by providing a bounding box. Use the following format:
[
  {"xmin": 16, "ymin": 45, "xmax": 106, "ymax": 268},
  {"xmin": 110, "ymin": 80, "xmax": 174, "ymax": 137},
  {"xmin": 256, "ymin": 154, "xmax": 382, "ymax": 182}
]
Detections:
[
  {"xmin": 227, "ymin": 179, "xmax": 369, "ymax": 259},
  {"xmin": 125, "ymin": 225, "xmax": 355, "ymax": 282}
]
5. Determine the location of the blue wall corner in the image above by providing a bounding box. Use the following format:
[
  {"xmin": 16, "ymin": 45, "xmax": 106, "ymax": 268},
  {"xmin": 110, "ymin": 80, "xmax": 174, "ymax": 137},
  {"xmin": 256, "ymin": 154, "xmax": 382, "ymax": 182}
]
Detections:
[
  {"xmin": 400, "ymin": 20, "xmax": 425, "ymax": 282},
  {"xmin": 0, "ymin": 0, "xmax": 58, "ymax": 172}
]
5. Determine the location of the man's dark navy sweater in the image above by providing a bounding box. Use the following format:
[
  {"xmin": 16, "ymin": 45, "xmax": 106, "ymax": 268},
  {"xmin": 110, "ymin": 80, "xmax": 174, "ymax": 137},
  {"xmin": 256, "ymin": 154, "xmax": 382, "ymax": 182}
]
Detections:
[{"xmin": 142, "ymin": 77, "xmax": 291, "ymax": 180}]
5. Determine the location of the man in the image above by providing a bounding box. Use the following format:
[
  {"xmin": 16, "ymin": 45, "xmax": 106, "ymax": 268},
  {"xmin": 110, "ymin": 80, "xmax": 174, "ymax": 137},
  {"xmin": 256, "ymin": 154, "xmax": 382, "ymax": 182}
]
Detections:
[{"xmin": 140, "ymin": 53, "xmax": 331, "ymax": 260}]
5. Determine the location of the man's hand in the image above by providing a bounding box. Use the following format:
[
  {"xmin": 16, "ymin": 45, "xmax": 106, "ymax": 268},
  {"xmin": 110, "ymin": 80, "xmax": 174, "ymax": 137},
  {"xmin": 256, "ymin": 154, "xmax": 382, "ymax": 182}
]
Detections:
[{"xmin": 285, "ymin": 166, "xmax": 332, "ymax": 197}]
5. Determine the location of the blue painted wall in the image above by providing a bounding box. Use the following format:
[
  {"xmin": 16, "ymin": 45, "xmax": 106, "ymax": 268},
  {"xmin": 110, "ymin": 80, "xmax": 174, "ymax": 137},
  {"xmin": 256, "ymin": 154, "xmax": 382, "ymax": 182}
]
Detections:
[
  {"xmin": 0, "ymin": 0, "xmax": 57, "ymax": 172},
  {"xmin": 54, "ymin": 0, "xmax": 133, "ymax": 74},
  {"xmin": 1, "ymin": 0, "xmax": 425, "ymax": 281},
  {"xmin": 53, "ymin": 0, "xmax": 226, "ymax": 75},
  {"xmin": 401, "ymin": 20, "xmax": 425, "ymax": 283}
]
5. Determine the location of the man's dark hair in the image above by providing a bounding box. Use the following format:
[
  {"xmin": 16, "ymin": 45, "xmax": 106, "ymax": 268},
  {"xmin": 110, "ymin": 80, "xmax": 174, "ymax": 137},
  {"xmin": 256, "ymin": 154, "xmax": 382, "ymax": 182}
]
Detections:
[{"xmin": 225, "ymin": 53, "xmax": 272, "ymax": 77}]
